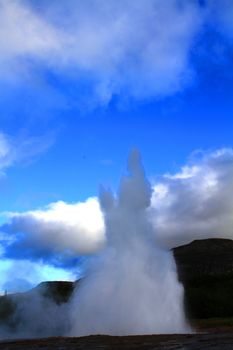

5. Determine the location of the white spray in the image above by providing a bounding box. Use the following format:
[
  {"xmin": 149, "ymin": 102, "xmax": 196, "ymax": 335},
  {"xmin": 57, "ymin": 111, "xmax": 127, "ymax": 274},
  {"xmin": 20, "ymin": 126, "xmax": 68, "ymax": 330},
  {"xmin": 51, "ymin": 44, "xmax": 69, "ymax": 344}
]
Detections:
[{"xmin": 70, "ymin": 150, "xmax": 190, "ymax": 335}]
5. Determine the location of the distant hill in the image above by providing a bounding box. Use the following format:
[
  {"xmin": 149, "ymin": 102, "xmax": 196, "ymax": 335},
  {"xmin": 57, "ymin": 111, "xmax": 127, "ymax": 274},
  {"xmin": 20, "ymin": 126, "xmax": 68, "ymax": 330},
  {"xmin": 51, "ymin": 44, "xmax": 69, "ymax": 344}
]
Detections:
[
  {"xmin": 33, "ymin": 280, "xmax": 76, "ymax": 304},
  {"xmin": 1, "ymin": 238, "xmax": 233, "ymax": 336},
  {"xmin": 173, "ymin": 238, "xmax": 233, "ymax": 319}
]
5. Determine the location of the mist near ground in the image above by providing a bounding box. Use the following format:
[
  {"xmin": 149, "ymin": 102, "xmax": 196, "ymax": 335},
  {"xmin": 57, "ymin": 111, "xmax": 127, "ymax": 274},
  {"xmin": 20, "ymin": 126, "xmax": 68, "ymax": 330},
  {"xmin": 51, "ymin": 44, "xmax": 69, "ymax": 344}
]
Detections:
[{"xmin": 0, "ymin": 286, "xmax": 70, "ymax": 339}]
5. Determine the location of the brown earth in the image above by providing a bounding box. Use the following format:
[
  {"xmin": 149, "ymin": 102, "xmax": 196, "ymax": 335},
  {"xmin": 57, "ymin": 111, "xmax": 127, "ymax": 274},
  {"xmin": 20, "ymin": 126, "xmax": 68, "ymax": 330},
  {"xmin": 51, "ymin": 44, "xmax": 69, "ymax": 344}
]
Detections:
[{"xmin": 1, "ymin": 333, "xmax": 233, "ymax": 350}]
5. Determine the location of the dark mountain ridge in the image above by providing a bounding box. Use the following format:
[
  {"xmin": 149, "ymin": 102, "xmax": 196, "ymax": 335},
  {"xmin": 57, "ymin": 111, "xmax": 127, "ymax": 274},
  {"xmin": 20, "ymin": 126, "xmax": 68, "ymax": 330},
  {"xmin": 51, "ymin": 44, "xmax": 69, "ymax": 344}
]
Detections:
[
  {"xmin": 174, "ymin": 238, "xmax": 233, "ymax": 279},
  {"xmin": 173, "ymin": 238, "xmax": 233, "ymax": 319}
]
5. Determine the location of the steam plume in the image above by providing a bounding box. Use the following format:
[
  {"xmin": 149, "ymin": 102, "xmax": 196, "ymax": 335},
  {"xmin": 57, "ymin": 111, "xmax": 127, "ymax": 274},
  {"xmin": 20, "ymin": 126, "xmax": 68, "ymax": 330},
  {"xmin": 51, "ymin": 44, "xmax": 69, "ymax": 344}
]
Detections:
[{"xmin": 70, "ymin": 150, "xmax": 189, "ymax": 335}]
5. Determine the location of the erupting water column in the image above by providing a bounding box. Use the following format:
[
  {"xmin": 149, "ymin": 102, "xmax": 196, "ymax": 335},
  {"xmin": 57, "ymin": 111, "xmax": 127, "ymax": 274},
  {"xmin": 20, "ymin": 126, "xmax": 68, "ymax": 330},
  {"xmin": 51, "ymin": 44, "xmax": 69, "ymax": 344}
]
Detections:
[{"xmin": 70, "ymin": 150, "xmax": 190, "ymax": 335}]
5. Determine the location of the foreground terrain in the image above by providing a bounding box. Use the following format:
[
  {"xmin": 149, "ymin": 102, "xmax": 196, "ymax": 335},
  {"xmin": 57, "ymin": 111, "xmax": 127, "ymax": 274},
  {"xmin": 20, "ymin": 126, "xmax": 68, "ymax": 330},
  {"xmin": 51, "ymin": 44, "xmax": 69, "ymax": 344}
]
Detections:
[{"xmin": 1, "ymin": 333, "xmax": 233, "ymax": 350}]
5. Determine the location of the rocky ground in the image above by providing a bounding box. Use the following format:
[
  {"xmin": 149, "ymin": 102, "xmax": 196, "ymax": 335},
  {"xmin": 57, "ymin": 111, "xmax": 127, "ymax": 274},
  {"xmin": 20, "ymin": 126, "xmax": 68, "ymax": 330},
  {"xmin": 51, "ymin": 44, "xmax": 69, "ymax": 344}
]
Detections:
[{"xmin": 1, "ymin": 333, "xmax": 233, "ymax": 350}]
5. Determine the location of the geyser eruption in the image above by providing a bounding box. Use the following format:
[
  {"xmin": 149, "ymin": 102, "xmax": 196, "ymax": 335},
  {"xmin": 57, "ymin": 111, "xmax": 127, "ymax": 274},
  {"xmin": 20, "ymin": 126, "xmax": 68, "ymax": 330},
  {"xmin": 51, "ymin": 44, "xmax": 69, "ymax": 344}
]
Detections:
[{"xmin": 70, "ymin": 150, "xmax": 190, "ymax": 335}]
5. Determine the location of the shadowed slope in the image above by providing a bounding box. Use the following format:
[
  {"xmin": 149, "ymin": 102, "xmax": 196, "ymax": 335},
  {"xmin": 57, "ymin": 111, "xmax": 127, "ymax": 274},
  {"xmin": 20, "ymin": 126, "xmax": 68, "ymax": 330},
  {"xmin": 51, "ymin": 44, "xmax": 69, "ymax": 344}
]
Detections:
[{"xmin": 173, "ymin": 238, "xmax": 233, "ymax": 319}]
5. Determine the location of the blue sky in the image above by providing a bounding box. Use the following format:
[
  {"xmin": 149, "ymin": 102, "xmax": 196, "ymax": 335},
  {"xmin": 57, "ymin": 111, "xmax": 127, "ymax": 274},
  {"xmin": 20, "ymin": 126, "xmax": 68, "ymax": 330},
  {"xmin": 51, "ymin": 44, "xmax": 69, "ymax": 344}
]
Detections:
[{"xmin": 0, "ymin": 0, "xmax": 233, "ymax": 292}]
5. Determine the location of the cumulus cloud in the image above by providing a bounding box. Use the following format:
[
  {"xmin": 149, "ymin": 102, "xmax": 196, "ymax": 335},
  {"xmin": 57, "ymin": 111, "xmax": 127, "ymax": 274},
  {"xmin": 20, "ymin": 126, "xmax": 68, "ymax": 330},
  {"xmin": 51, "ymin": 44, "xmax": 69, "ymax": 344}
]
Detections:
[
  {"xmin": 0, "ymin": 0, "xmax": 203, "ymax": 103},
  {"xmin": 1, "ymin": 198, "xmax": 105, "ymax": 264},
  {"xmin": 0, "ymin": 131, "xmax": 54, "ymax": 176},
  {"xmin": 150, "ymin": 148, "xmax": 233, "ymax": 248}
]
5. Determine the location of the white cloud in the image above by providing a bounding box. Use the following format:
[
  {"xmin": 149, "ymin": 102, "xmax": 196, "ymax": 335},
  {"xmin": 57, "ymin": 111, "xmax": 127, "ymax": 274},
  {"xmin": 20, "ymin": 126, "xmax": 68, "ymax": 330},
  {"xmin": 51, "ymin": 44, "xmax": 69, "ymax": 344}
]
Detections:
[
  {"xmin": 0, "ymin": 132, "xmax": 14, "ymax": 174},
  {"xmin": 0, "ymin": 0, "xmax": 203, "ymax": 102},
  {"xmin": 5, "ymin": 197, "xmax": 105, "ymax": 256},
  {"xmin": 0, "ymin": 131, "xmax": 54, "ymax": 176},
  {"xmin": 150, "ymin": 148, "xmax": 233, "ymax": 247},
  {"xmin": 0, "ymin": 0, "xmax": 63, "ymax": 81},
  {"xmin": 1, "ymin": 1, "xmax": 233, "ymax": 106}
]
